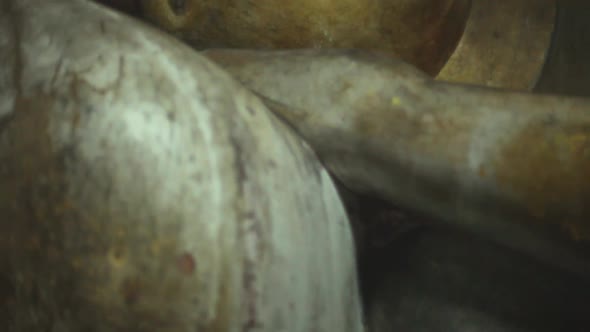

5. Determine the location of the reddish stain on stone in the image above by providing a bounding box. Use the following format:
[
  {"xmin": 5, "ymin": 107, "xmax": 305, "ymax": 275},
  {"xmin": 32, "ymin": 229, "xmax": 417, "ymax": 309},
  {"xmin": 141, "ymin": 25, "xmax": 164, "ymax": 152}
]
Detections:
[{"xmin": 177, "ymin": 252, "xmax": 196, "ymax": 275}]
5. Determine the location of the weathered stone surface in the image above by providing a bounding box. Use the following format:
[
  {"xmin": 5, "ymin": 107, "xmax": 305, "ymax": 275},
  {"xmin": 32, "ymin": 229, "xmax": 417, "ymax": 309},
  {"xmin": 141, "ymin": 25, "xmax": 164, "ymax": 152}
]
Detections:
[{"xmin": 0, "ymin": 1, "xmax": 363, "ymax": 331}]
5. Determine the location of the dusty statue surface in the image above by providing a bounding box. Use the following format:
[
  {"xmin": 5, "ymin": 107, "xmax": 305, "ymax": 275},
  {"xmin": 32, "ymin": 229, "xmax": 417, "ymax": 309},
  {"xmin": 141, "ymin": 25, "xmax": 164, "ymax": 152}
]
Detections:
[
  {"xmin": 203, "ymin": 49, "xmax": 590, "ymax": 277},
  {"xmin": 0, "ymin": 1, "xmax": 364, "ymax": 331},
  {"xmin": 136, "ymin": 0, "xmax": 471, "ymax": 76},
  {"xmin": 436, "ymin": 0, "xmax": 555, "ymax": 90},
  {"xmin": 108, "ymin": 0, "xmax": 555, "ymax": 91}
]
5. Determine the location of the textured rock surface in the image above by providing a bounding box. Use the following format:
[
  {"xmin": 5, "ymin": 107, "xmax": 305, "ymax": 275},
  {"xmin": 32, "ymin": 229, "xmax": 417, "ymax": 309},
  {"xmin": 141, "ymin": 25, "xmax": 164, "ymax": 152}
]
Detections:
[
  {"xmin": 136, "ymin": 0, "xmax": 470, "ymax": 75},
  {"xmin": 203, "ymin": 49, "xmax": 590, "ymax": 277},
  {"xmin": 0, "ymin": 1, "xmax": 363, "ymax": 331}
]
